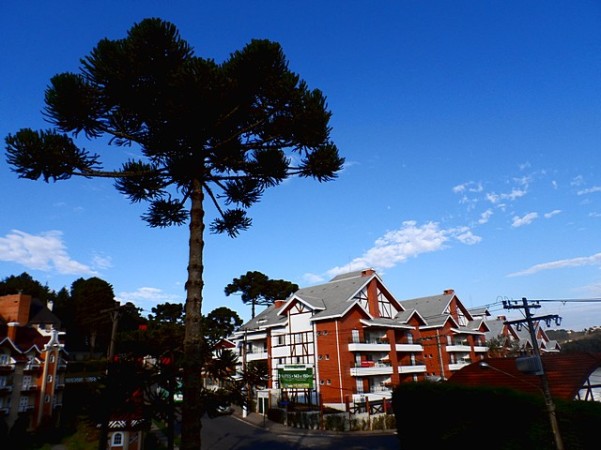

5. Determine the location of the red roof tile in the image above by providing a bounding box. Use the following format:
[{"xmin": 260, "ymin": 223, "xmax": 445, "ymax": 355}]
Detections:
[{"xmin": 448, "ymin": 353, "xmax": 601, "ymax": 400}]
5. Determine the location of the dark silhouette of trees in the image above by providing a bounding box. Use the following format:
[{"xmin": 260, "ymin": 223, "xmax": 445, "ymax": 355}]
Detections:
[
  {"xmin": 204, "ymin": 306, "xmax": 242, "ymax": 345},
  {"xmin": 225, "ymin": 270, "xmax": 299, "ymax": 318},
  {"xmin": 5, "ymin": 18, "xmax": 343, "ymax": 449},
  {"xmin": 0, "ymin": 272, "xmax": 55, "ymax": 304},
  {"xmin": 70, "ymin": 277, "xmax": 117, "ymax": 355}
]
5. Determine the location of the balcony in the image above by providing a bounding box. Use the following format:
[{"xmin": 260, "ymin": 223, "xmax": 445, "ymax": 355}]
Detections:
[
  {"xmin": 448, "ymin": 361, "xmax": 471, "ymax": 371},
  {"xmin": 0, "ymin": 363, "xmax": 15, "ymax": 372},
  {"xmin": 473, "ymin": 345, "xmax": 488, "ymax": 353},
  {"xmin": 398, "ymin": 363, "xmax": 427, "ymax": 374},
  {"xmin": 245, "ymin": 351, "xmax": 268, "ymax": 362},
  {"xmin": 446, "ymin": 344, "xmax": 471, "ymax": 352},
  {"xmin": 18, "ymin": 405, "xmax": 34, "ymax": 413},
  {"xmin": 350, "ymin": 361, "xmax": 393, "ymax": 376},
  {"xmin": 394, "ymin": 343, "xmax": 423, "ymax": 352},
  {"xmin": 348, "ymin": 338, "xmax": 390, "ymax": 352}
]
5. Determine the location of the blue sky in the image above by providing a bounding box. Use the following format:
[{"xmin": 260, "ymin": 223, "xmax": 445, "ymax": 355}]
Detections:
[{"xmin": 2, "ymin": 1, "xmax": 601, "ymax": 330}]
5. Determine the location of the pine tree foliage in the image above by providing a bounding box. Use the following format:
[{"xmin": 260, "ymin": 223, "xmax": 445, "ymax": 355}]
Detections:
[{"xmin": 4, "ymin": 18, "xmax": 343, "ymax": 450}]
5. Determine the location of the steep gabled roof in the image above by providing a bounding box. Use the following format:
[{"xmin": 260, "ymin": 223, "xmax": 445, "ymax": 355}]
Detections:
[
  {"xmin": 28, "ymin": 298, "xmax": 62, "ymax": 328},
  {"xmin": 398, "ymin": 292, "xmax": 457, "ymax": 327},
  {"xmin": 294, "ymin": 271, "xmax": 374, "ymax": 320},
  {"xmin": 238, "ymin": 302, "xmax": 287, "ymax": 331}
]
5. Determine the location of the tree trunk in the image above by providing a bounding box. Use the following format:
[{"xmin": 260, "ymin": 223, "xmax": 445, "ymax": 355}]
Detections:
[{"xmin": 181, "ymin": 179, "xmax": 205, "ymax": 450}]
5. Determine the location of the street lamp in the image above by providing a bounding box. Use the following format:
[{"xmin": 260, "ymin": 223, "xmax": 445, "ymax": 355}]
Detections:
[{"xmin": 479, "ymin": 361, "xmax": 564, "ymax": 450}]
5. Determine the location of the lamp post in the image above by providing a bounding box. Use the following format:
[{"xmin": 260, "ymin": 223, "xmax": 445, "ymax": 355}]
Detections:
[{"xmin": 479, "ymin": 360, "xmax": 564, "ymax": 450}]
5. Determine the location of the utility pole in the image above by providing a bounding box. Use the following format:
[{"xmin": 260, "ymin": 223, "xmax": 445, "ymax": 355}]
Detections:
[{"xmin": 503, "ymin": 298, "xmax": 564, "ymax": 450}]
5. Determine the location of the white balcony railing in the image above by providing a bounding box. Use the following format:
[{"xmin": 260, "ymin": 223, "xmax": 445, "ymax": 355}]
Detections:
[
  {"xmin": 398, "ymin": 364, "xmax": 427, "ymax": 374},
  {"xmin": 394, "ymin": 344, "xmax": 423, "ymax": 352},
  {"xmin": 446, "ymin": 344, "xmax": 472, "ymax": 352},
  {"xmin": 246, "ymin": 351, "xmax": 268, "ymax": 362},
  {"xmin": 350, "ymin": 362, "xmax": 393, "ymax": 377}
]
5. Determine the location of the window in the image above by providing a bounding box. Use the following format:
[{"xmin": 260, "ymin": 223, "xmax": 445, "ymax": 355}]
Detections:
[
  {"xmin": 112, "ymin": 432, "xmax": 123, "ymax": 447},
  {"xmin": 47, "ymin": 375, "xmax": 53, "ymax": 383},
  {"xmin": 0, "ymin": 376, "xmax": 6, "ymax": 387},
  {"xmin": 45, "ymin": 395, "xmax": 50, "ymax": 403},
  {"xmin": 378, "ymin": 291, "xmax": 393, "ymax": 318},
  {"xmin": 50, "ymin": 355, "xmax": 55, "ymax": 363},
  {"xmin": 0, "ymin": 354, "xmax": 9, "ymax": 365},
  {"xmin": 22, "ymin": 375, "xmax": 32, "ymax": 389}
]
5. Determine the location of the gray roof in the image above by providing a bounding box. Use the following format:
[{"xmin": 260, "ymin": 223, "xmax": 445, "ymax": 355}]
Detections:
[
  {"xmin": 239, "ymin": 302, "xmax": 287, "ymax": 331},
  {"xmin": 398, "ymin": 293, "xmax": 455, "ymax": 327},
  {"xmin": 483, "ymin": 317, "xmax": 507, "ymax": 339},
  {"xmin": 293, "ymin": 271, "xmax": 379, "ymax": 320}
]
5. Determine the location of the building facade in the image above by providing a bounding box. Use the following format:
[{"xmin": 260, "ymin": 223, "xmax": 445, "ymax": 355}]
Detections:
[
  {"xmin": 0, "ymin": 294, "xmax": 67, "ymax": 431},
  {"xmin": 233, "ymin": 269, "xmax": 489, "ymax": 411}
]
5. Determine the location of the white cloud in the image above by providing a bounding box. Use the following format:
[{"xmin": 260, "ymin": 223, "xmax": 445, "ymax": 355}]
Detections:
[
  {"xmin": 453, "ymin": 227, "xmax": 482, "ymax": 245},
  {"xmin": 0, "ymin": 229, "xmax": 95, "ymax": 275},
  {"xmin": 302, "ymin": 273, "xmax": 326, "ymax": 284},
  {"xmin": 577, "ymin": 186, "xmax": 601, "ymax": 195},
  {"xmin": 326, "ymin": 221, "xmax": 480, "ymax": 278},
  {"xmin": 487, "ymin": 188, "xmax": 527, "ymax": 204},
  {"xmin": 511, "ymin": 212, "xmax": 538, "ymax": 228},
  {"xmin": 571, "ymin": 175, "xmax": 585, "ymax": 187},
  {"xmin": 117, "ymin": 287, "xmax": 182, "ymax": 310},
  {"xmin": 544, "ymin": 210, "xmax": 561, "ymax": 219},
  {"xmin": 479, "ymin": 209, "xmax": 493, "ymax": 224},
  {"xmin": 92, "ymin": 253, "xmax": 113, "ymax": 270},
  {"xmin": 508, "ymin": 252, "xmax": 601, "ymax": 277},
  {"xmin": 452, "ymin": 181, "xmax": 482, "ymax": 194}
]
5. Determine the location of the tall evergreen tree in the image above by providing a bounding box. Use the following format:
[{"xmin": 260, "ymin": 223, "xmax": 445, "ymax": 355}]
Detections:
[
  {"xmin": 225, "ymin": 270, "xmax": 299, "ymax": 318},
  {"xmin": 70, "ymin": 277, "xmax": 117, "ymax": 355},
  {"xmin": 5, "ymin": 18, "xmax": 343, "ymax": 449}
]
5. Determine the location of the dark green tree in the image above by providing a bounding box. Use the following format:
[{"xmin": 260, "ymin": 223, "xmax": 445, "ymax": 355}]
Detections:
[
  {"xmin": 0, "ymin": 272, "xmax": 56, "ymax": 304},
  {"xmin": 70, "ymin": 277, "xmax": 117, "ymax": 355},
  {"xmin": 4, "ymin": 18, "xmax": 343, "ymax": 450},
  {"xmin": 225, "ymin": 270, "xmax": 299, "ymax": 318},
  {"xmin": 148, "ymin": 302, "xmax": 184, "ymax": 325},
  {"xmin": 204, "ymin": 306, "xmax": 242, "ymax": 345}
]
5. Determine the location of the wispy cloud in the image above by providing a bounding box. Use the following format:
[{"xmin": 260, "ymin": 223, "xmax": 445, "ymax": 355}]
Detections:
[
  {"xmin": 325, "ymin": 221, "xmax": 480, "ymax": 279},
  {"xmin": 117, "ymin": 287, "xmax": 182, "ymax": 311},
  {"xmin": 0, "ymin": 229, "xmax": 95, "ymax": 275},
  {"xmin": 487, "ymin": 188, "xmax": 528, "ymax": 204},
  {"xmin": 508, "ymin": 252, "xmax": 601, "ymax": 277},
  {"xmin": 479, "ymin": 209, "xmax": 493, "ymax": 224},
  {"xmin": 511, "ymin": 212, "xmax": 538, "ymax": 228},
  {"xmin": 544, "ymin": 210, "xmax": 561, "ymax": 219},
  {"xmin": 577, "ymin": 186, "xmax": 601, "ymax": 195}
]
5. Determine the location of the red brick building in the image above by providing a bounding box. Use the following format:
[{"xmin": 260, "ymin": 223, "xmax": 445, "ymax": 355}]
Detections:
[
  {"xmin": 0, "ymin": 293, "xmax": 67, "ymax": 431},
  {"xmin": 234, "ymin": 269, "xmax": 489, "ymax": 410}
]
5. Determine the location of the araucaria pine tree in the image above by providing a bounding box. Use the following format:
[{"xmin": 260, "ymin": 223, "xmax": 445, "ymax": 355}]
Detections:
[{"xmin": 5, "ymin": 18, "xmax": 343, "ymax": 450}]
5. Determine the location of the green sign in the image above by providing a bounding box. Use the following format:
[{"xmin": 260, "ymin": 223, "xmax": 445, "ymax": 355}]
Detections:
[{"xmin": 278, "ymin": 365, "xmax": 314, "ymax": 389}]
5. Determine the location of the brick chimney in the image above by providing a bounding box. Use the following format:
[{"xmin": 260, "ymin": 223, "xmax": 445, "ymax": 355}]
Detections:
[
  {"xmin": 274, "ymin": 299, "xmax": 286, "ymax": 308},
  {"xmin": 361, "ymin": 268, "xmax": 376, "ymax": 277},
  {"xmin": 443, "ymin": 289, "xmax": 455, "ymax": 296}
]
